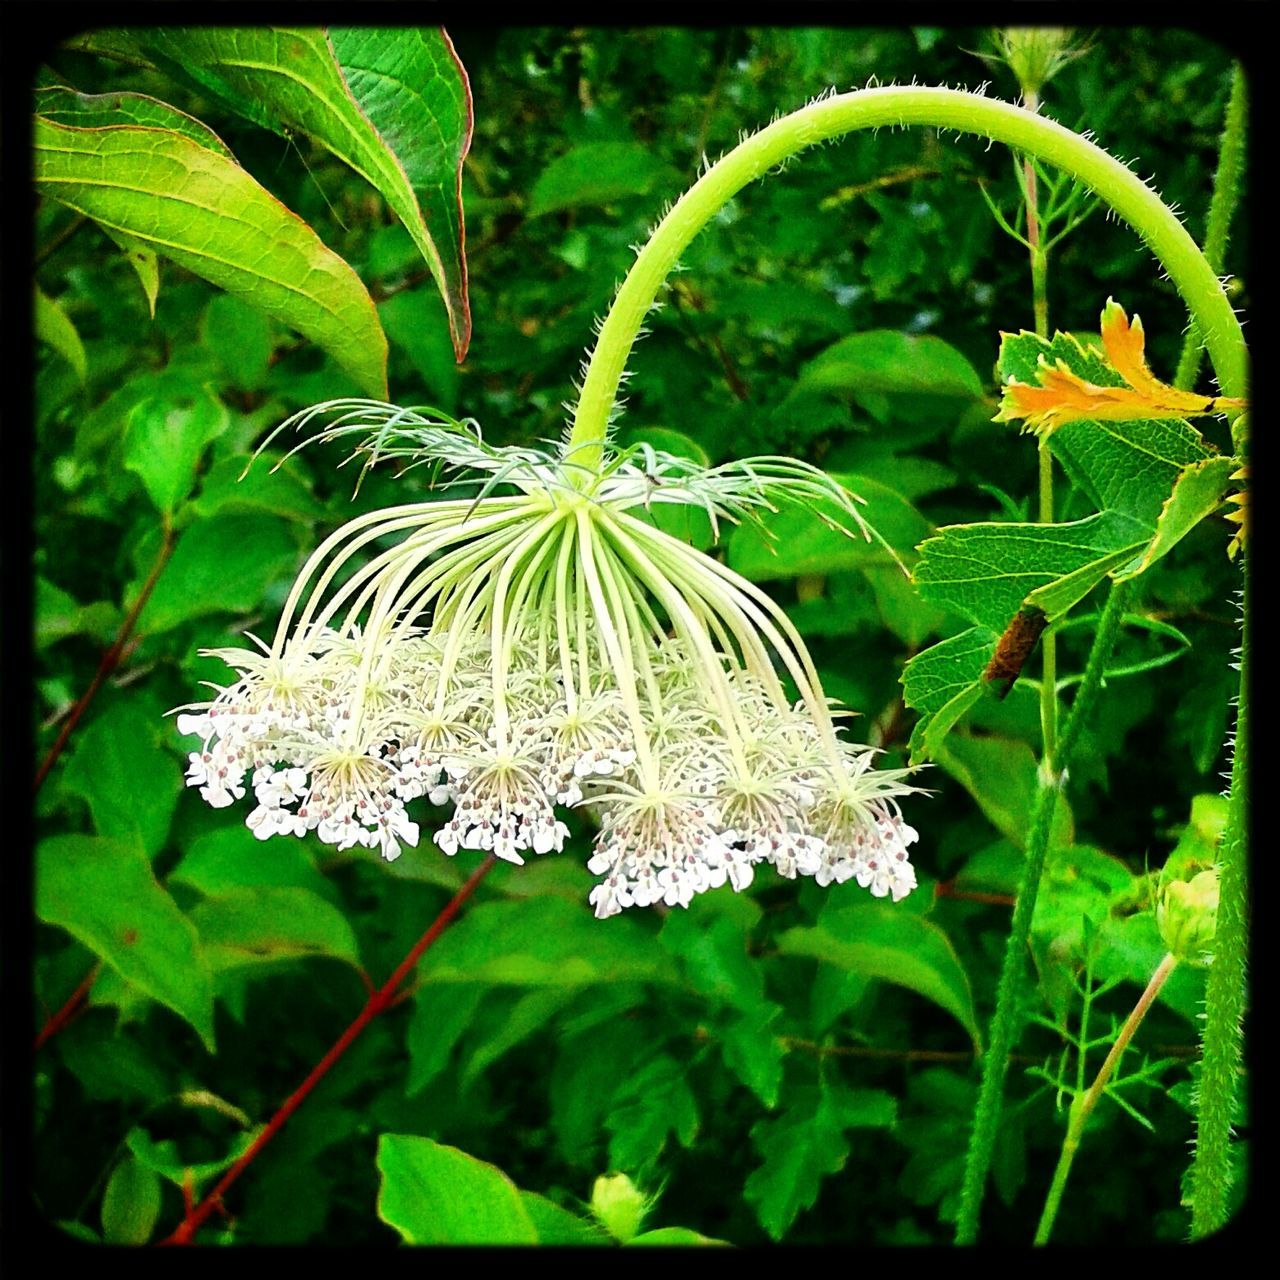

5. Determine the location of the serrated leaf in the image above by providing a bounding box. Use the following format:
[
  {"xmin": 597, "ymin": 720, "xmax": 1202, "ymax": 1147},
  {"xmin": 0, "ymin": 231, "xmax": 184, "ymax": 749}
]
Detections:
[
  {"xmin": 605, "ymin": 1054, "xmax": 700, "ymax": 1173},
  {"xmin": 35, "ymin": 285, "xmax": 86, "ymax": 382},
  {"xmin": 728, "ymin": 473, "xmax": 929, "ymax": 580},
  {"xmin": 913, "ymin": 511, "xmax": 1152, "ymax": 632},
  {"xmin": 376, "ymin": 1134, "xmax": 538, "ymax": 1244},
  {"xmin": 778, "ymin": 898, "xmax": 980, "ymax": 1046},
  {"xmin": 34, "ymin": 116, "xmax": 387, "ymax": 395},
  {"xmin": 37, "ymin": 835, "xmax": 215, "ymax": 1050},
  {"xmin": 120, "ymin": 26, "xmax": 472, "ymax": 359},
  {"xmin": 62, "ymin": 703, "xmax": 178, "ymax": 857},
  {"xmin": 138, "ymin": 513, "xmax": 299, "ymax": 634},
  {"xmin": 528, "ymin": 141, "xmax": 664, "ymax": 217},
  {"xmin": 123, "ymin": 389, "xmax": 230, "ymax": 517},
  {"xmin": 720, "ymin": 1006, "xmax": 786, "ymax": 1108},
  {"xmin": 1114, "ymin": 455, "xmax": 1236, "ymax": 579},
  {"xmin": 101, "ymin": 1155, "xmax": 163, "ymax": 1245},
  {"xmin": 188, "ymin": 887, "xmax": 361, "ymax": 973},
  {"xmin": 901, "ymin": 626, "xmax": 999, "ymax": 764}
]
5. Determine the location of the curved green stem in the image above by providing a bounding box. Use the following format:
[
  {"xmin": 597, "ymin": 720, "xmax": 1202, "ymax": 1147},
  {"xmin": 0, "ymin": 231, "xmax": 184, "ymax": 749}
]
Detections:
[
  {"xmin": 955, "ymin": 578, "xmax": 1133, "ymax": 1244},
  {"xmin": 1190, "ymin": 553, "xmax": 1249, "ymax": 1236},
  {"xmin": 567, "ymin": 86, "xmax": 1247, "ymax": 475},
  {"xmin": 1035, "ymin": 952, "xmax": 1179, "ymax": 1245}
]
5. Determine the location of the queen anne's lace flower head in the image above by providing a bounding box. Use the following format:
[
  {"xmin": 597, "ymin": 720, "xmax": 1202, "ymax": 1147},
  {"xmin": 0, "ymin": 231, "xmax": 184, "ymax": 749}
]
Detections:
[{"xmin": 176, "ymin": 403, "xmax": 924, "ymax": 918}]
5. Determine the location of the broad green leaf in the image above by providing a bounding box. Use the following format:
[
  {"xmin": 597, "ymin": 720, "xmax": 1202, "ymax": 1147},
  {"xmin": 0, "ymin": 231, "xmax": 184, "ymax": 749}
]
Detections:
[
  {"xmin": 35, "ymin": 285, "xmax": 86, "ymax": 382},
  {"xmin": 935, "ymin": 733, "xmax": 1073, "ymax": 850},
  {"xmin": 528, "ymin": 141, "xmax": 665, "ymax": 217},
  {"xmin": 34, "ymin": 116, "xmax": 387, "ymax": 396},
  {"xmin": 777, "ymin": 899, "xmax": 980, "ymax": 1046},
  {"xmin": 1114, "ymin": 455, "xmax": 1236, "ymax": 579},
  {"xmin": 170, "ymin": 827, "xmax": 331, "ymax": 898},
  {"xmin": 998, "ymin": 330, "xmax": 1216, "ymax": 524},
  {"xmin": 127, "ymin": 1125, "xmax": 259, "ymax": 1192},
  {"xmin": 123, "ymin": 389, "xmax": 231, "ymax": 517},
  {"xmin": 188, "ymin": 887, "xmax": 361, "ymax": 973},
  {"xmin": 35, "ymin": 576, "xmax": 116, "ymax": 650},
  {"xmin": 379, "ymin": 288, "xmax": 459, "ymax": 411},
  {"xmin": 34, "ymin": 84, "xmax": 235, "ymax": 156},
  {"xmin": 520, "ymin": 1192, "xmax": 608, "ymax": 1244},
  {"xmin": 138, "ymin": 513, "xmax": 300, "ymax": 634},
  {"xmin": 419, "ymin": 896, "xmax": 679, "ymax": 987},
  {"xmin": 461, "ymin": 988, "xmax": 577, "ymax": 1086},
  {"xmin": 376, "ymin": 1134, "xmax": 538, "ymax": 1245},
  {"xmin": 201, "ymin": 294, "xmax": 273, "ymax": 392},
  {"xmin": 900, "ymin": 626, "xmax": 999, "ymax": 764},
  {"xmin": 189, "ymin": 454, "xmax": 327, "ymax": 524},
  {"xmin": 62, "ymin": 703, "xmax": 178, "ymax": 857},
  {"xmin": 36, "ymin": 835, "xmax": 215, "ymax": 1050},
  {"xmin": 913, "ymin": 511, "xmax": 1152, "ymax": 632},
  {"xmin": 728, "ymin": 473, "xmax": 929, "ymax": 580},
  {"xmin": 628, "ymin": 1227, "xmax": 729, "ymax": 1246},
  {"xmin": 406, "ymin": 985, "xmax": 487, "ymax": 1095},
  {"xmin": 606, "ymin": 1054, "xmax": 700, "ymax": 1172},
  {"xmin": 122, "ymin": 27, "xmax": 472, "ymax": 359},
  {"xmin": 101, "ymin": 1155, "xmax": 163, "ymax": 1245},
  {"xmin": 745, "ymin": 1084, "xmax": 896, "ymax": 1240},
  {"xmin": 798, "ymin": 330, "xmax": 986, "ymax": 404}
]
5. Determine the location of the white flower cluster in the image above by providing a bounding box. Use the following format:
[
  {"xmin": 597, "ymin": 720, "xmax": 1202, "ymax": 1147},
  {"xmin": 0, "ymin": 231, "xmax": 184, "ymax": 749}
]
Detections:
[{"xmin": 177, "ymin": 469, "xmax": 921, "ymax": 920}]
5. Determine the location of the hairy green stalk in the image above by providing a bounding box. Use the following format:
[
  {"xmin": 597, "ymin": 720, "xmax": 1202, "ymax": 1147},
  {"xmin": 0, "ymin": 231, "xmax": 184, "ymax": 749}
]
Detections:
[
  {"xmin": 568, "ymin": 85, "xmax": 1247, "ymax": 475},
  {"xmin": 1189, "ymin": 553, "xmax": 1249, "ymax": 1236},
  {"xmin": 1035, "ymin": 953, "xmax": 1179, "ymax": 1244},
  {"xmin": 954, "ymin": 579, "xmax": 1133, "ymax": 1242},
  {"xmin": 1174, "ymin": 67, "xmax": 1247, "ymax": 393}
]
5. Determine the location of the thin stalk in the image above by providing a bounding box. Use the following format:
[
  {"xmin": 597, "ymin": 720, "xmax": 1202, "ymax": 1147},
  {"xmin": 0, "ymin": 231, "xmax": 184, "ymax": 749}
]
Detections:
[
  {"xmin": 160, "ymin": 857, "xmax": 496, "ymax": 1246},
  {"xmin": 1174, "ymin": 66, "xmax": 1247, "ymax": 393},
  {"xmin": 1189, "ymin": 552, "xmax": 1249, "ymax": 1236},
  {"xmin": 1034, "ymin": 952, "xmax": 1179, "ymax": 1244},
  {"xmin": 567, "ymin": 86, "xmax": 1247, "ymax": 476},
  {"xmin": 955, "ymin": 578, "xmax": 1133, "ymax": 1244}
]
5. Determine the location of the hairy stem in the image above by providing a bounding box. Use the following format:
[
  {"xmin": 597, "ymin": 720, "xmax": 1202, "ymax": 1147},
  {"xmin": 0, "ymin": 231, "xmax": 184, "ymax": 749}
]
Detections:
[
  {"xmin": 955, "ymin": 579, "xmax": 1133, "ymax": 1244},
  {"xmin": 159, "ymin": 858, "xmax": 496, "ymax": 1246},
  {"xmin": 1189, "ymin": 554, "xmax": 1249, "ymax": 1237},
  {"xmin": 567, "ymin": 85, "xmax": 1246, "ymax": 475},
  {"xmin": 1174, "ymin": 66, "xmax": 1247, "ymax": 393},
  {"xmin": 1035, "ymin": 952, "xmax": 1179, "ymax": 1244}
]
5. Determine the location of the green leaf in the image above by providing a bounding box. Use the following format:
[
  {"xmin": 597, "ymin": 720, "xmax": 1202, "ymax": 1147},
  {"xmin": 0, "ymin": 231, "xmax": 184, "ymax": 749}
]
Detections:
[
  {"xmin": 34, "ymin": 116, "xmax": 388, "ymax": 396},
  {"xmin": 189, "ymin": 454, "xmax": 327, "ymax": 524},
  {"xmin": 913, "ymin": 511, "xmax": 1152, "ymax": 632},
  {"xmin": 419, "ymin": 896, "xmax": 679, "ymax": 987},
  {"xmin": 935, "ymin": 732, "xmax": 1073, "ymax": 850},
  {"xmin": 34, "ymin": 83, "xmax": 234, "ymax": 155},
  {"xmin": 998, "ymin": 330, "xmax": 1216, "ymax": 524},
  {"xmin": 126, "ymin": 1125, "xmax": 258, "ymax": 1192},
  {"xmin": 123, "ymin": 388, "xmax": 231, "ymax": 517},
  {"xmin": 376, "ymin": 1134, "xmax": 538, "ymax": 1244},
  {"xmin": 720, "ymin": 1006, "xmax": 786, "ymax": 1108},
  {"xmin": 528, "ymin": 141, "xmax": 665, "ymax": 217},
  {"xmin": 1114, "ymin": 455, "xmax": 1236, "ymax": 579},
  {"xmin": 138, "ymin": 513, "xmax": 299, "ymax": 634},
  {"xmin": 406, "ymin": 984, "xmax": 486, "ymax": 1095},
  {"xmin": 745, "ymin": 1085, "xmax": 896, "ymax": 1240},
  {"xmin": 798, "ymin": 330, "xmax": 986, "ymax": 404},
  {"xmin": 36, "ymin": 835, "xmax": 215, "ymax": 1050},
  {"xmin": 35, "ymin": 285, "xmax": 87, "ymax": 382},
  {"xmin": 900, "ymin": 626, "xmax": 999, "ymax": 764},
  {"xmin": 628, "ymin": 1227, "xmax": 729, "ymax": 1246},
  {"xmin": 201, "ymin": 294, "xmax": 273, "ymax": 392},
  {"xmin": 460, "ymin": 988, "xmax": 577, "ymax": 1086},
  {"xmin": 170, "ymin": 827, "xmax": 331, "ymax": 898},
  {"xmin": 62, "ymin": 703, "xmax": 178, "ymax": 857},
  {"xmin": 379, "ymin": 288, "xmax": 459, "ymax": 411},
  {"xmin": 188, "ymin": 887, "xmax": 361, "ymax": 973},
  {"xmin": 35, "ymin": 576, "xmax": 116, "ymax": 650},
  {"xmin": 606, "ymin": 1054, "xmax": 700, "ymax": 1172},
  {"xmin": 777, "ymin": 898, "xmax": 980, "ymax": 1046},
  {"xmin": 728, "ymin": 473, "xmax": 929, "ymax": 580},
  {"xmin": 101, "ymin": 1155, "xmax": 163, "ymax": 1245},
  {"xmin": 104, "ymin": 227, "xmax": 161, "ymax": 316},
  {"xmin": 123, "ymin": 27, "xmax": 472, "ymax": 359},
  {"xmin": 521, "ymin": 1192, "xmax": 609, "ymax": 1244}
]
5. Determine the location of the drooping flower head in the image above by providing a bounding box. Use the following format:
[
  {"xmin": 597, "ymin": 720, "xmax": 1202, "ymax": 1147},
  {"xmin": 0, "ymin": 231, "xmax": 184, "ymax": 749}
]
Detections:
[{"xmin": 176, "ymin": 403, "xmax": 922, "ymax": 918}]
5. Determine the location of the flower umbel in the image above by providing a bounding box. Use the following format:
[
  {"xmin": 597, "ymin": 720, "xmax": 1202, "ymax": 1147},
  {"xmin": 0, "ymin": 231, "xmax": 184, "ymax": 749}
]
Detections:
[{"xmin": 177, "ymin": 406, "xmax": 922, "ymax": 918}]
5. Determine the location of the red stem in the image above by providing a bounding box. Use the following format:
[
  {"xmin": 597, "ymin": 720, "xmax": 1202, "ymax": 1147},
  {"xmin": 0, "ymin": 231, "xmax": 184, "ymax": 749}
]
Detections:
[
  {"xmin": 159, "ymin": 856, "xmax": 496, "ymax": 1246},
  {"xmin": 34, "ymin": 527, "xmax": 175, "ymax": 794},
  {"xmin": 34, "ymin": 963, "xmax": 102, "ymax": 1051},
  {"xmin": 935, "ymin": 879, "xmax": 1017, "ymax": 907}
]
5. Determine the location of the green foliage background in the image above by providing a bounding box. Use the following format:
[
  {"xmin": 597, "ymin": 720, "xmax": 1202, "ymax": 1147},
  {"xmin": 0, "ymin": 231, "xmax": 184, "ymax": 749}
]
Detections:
[{"xmin": 33, "ymin": 26, "xmax": 1245, "ymax": 1245}]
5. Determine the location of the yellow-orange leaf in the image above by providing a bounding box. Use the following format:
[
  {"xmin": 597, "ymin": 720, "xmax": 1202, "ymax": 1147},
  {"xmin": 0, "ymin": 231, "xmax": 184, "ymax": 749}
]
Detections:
[{"xmin": 999, "ymin": 299, "xmax": 1246, "ymax": 434}]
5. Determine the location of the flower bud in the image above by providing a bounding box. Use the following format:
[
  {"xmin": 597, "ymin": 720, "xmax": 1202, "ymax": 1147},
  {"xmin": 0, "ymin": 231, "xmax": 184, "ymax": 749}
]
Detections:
[
  {"xmin": 590, "ymin": 1172, "xmax": 651, "ymax": 1243},
  {"xmin": 995, "ymin": 28, "xmax": 1083, "ymax": 98},
  {"xmin": 1157, "ymin": 867, "xmax": 1219, "ymax": 966}
]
